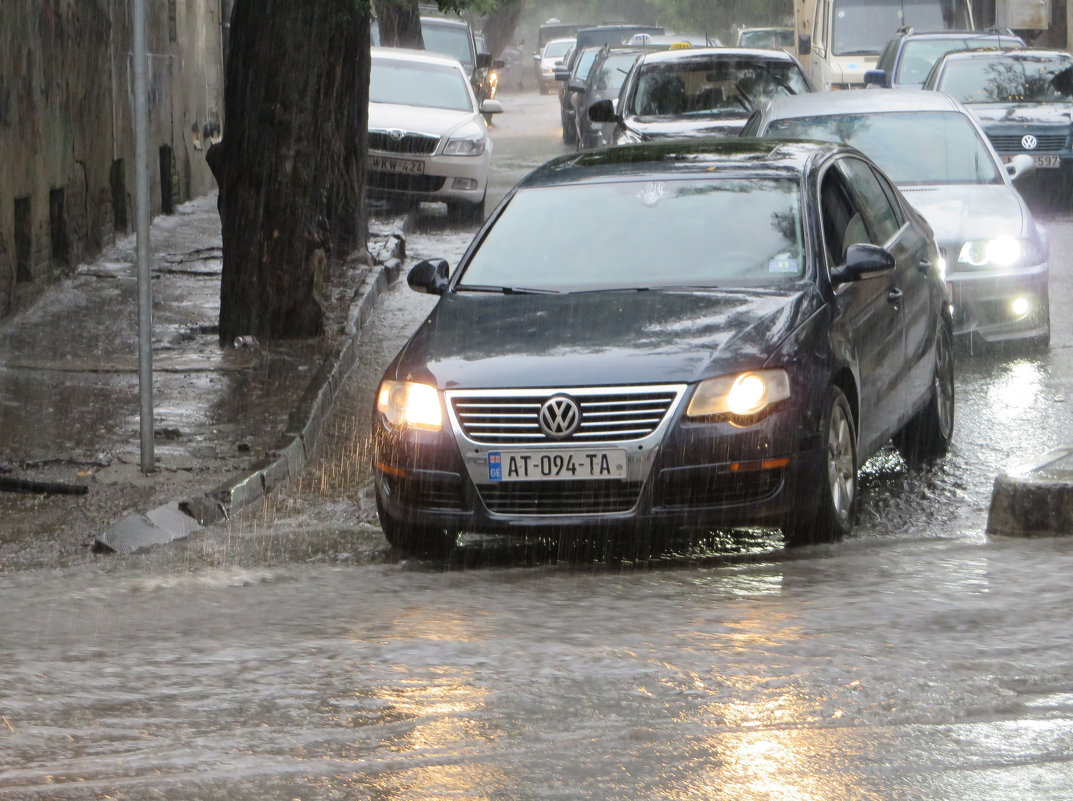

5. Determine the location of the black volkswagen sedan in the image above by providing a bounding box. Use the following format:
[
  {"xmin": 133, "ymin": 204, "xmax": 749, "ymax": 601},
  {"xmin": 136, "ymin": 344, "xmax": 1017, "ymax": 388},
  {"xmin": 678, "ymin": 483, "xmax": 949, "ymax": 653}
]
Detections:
[{"xmin": 372, "ymin": 139, "xmax": 954, "ymax": 556}]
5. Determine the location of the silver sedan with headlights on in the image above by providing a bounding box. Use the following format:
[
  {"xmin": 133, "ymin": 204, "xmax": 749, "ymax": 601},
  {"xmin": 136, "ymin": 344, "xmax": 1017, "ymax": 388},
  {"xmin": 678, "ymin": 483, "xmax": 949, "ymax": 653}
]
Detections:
[
  {"xmin": 367, "ymin": 47, "xmax": 502, "ymax": 224},
  {"xmin": 744, "ymin": 89, "xmax": 1050, "ymax": 349}
]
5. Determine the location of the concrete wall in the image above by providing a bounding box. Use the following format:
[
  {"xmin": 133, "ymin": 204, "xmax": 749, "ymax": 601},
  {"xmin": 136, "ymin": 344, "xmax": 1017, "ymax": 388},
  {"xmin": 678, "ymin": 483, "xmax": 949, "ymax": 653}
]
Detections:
[{"xmin": 0, "ymin": 0, "xmax": 225, "ymax": 317}]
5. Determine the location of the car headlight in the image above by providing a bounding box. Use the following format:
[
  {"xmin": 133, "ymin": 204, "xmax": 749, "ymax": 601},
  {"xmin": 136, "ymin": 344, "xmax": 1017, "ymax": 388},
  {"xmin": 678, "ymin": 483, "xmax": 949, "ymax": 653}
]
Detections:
[
  {"xmin": 444, "ymin": 135, "xmax": 487, "ymax": 156},
  {"xmin": 376, "ymin": 380, "xmax": 443, "ymax": 431},
  {"xmin": 957, "ymin": 237, "xmax": 1043, "ymax": 269},
  {"xmin": 686, "ymin": 369, "xmax": 791, "ymax": 421}
]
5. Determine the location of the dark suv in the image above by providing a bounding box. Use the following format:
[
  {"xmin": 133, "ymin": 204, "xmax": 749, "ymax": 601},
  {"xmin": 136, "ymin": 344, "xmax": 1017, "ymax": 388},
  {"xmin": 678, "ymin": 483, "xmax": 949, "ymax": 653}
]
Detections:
[{"xmin": 864, "ymin": 27, "xmax": 1025, "ymax": 89}]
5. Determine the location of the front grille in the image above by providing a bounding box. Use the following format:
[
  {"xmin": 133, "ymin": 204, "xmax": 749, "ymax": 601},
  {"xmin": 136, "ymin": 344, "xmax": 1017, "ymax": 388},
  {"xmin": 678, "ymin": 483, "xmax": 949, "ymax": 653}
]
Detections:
[
  {"xmin": 449, "ymin": 388, "xmax": 683, "ymax": 445},
  {"xmin": 367, "ymin": 171, "xmax": 446, "ymax": 193},
  {"xmin": 653, "ymin": 465, "xmax": 783, "ymax": 509},
  {"xmin": 478, "ymin": 480, "xmax": 643, "ymax": 515},
  {"xmin": 987, "ymin": 133, "xmax": 1069, "ymax": 152},
  {"xmin": 368, "ymin": 131, "xmax": 439, "ymax": 154}
]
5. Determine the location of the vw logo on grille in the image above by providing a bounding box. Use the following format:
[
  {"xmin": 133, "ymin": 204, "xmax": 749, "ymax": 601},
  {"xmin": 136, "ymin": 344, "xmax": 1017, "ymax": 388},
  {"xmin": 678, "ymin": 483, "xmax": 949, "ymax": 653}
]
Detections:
[
  {"xmin": 388, "ymin": 128, "xmax": 406, "ymax": 141},
  {"xmin": 1022, "ymin": 134, "xmax": 1039, "ymax": 150},
  {"xmin": 539, "ymin": 395, "xmax": 581, "ymax": 439}
]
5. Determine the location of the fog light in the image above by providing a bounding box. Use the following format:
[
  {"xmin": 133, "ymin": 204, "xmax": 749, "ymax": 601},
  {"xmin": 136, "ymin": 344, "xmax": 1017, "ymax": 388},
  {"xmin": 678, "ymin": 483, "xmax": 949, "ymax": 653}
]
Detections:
[
  {"xmin": 1011, "ymin": 296, "xmax": 1031, "ymax": 317},
  {"xmin": 452, "ymin": 177, "xmax": 479, "ymax": 191}
]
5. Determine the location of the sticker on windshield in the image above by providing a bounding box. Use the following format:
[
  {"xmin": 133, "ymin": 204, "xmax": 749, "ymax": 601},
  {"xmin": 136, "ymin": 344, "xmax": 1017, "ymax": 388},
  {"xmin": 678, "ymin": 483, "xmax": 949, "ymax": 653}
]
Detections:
[
  {"xmin": 769, "ymin": 255, "xmax": 800, "ymax": 274},
  {"xmin": 638, "ymin": 182, "xmax": 666, "ymax": 207}
]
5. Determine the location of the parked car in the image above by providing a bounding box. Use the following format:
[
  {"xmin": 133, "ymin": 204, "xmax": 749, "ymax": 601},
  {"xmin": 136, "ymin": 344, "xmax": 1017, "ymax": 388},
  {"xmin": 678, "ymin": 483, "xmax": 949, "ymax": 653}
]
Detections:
[
  {"xmin": 921, "ymin": 48, "xmax": 1073, "ymax": 202},
  {"xmin": 536, "ymin": 36, "xmax": 575, "ymax": 94},
  {"xmin": 573, "ymin": 46, "xmax": 648, "ymax": 149},
  {"xmin": 589, "ymin": 47, "xmax": 814, "ymax": 143},
  {"xmin": 366, "ymin": 47, "xmax": 502, "ymax": 223},
  {"xmin": 371, "ymin": 14, "xmax": 494, "ymax": 102},
  {"xmin": 372, "ymin": 138, "xmax": 953, "ymax": 557},
  {"xmin": 557, "ymin": 45, "xmax": 603, "ymax": 144},
  {"xmin": 744, "ymin": 89, "xmax": 1050, "ymax": 348},
  {"xmin": 865, "ymin": 27, "xmax": 1025, "ymax": 89},
  {"xmin": 735, "ymin": 27, "xmax": 794, "ymax": 50}
]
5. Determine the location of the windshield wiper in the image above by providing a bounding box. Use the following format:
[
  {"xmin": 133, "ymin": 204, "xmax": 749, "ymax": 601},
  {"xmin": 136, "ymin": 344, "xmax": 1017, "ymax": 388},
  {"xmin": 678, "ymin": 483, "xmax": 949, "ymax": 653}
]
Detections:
[{"xmin": 457, "ymin": 284, "xmax": 560, "ymax": 295}]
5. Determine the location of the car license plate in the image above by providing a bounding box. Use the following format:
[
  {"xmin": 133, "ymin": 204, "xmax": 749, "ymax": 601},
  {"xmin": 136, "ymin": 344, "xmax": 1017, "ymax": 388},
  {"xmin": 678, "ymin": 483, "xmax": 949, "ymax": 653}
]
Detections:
[
  {"xmin": 1032, "ymin": 155, "xmax": 1062, "ymax": 168},
  {"xmin": 367, "ymin": 155, "xmax": 425, "ymax": 174},
  {"xmin": 487, "ymin": 449, "xmax": 627, "ymax": 482}
]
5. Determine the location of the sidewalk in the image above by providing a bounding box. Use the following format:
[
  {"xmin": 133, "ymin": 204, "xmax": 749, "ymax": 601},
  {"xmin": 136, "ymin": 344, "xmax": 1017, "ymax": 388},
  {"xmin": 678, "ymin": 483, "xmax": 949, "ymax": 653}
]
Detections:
[{"xmin": 0, "ymin": 194, "xmax": 402, "ymax": 567}]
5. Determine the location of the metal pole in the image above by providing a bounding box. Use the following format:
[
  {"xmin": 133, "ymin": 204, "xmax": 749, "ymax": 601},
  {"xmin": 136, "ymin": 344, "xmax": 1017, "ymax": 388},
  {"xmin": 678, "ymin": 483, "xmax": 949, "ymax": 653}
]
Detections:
[{"xmin": 133, "ymin": 0, "xmax": 155, "ymax": 472}]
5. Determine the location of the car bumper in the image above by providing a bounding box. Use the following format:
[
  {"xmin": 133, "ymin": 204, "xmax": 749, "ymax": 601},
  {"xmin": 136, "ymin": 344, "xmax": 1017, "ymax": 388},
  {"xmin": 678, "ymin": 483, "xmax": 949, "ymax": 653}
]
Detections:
[
  {"xmin": 947, "ymin": 262, "xmax": 1049, "ymax": 342},
  {"xmin": 373, "ymin": 402, "xmax": 826, "ymax": 537},
  {"xmin": 366, "ymin": 151, "xmax": 490, "ymax": 206}
]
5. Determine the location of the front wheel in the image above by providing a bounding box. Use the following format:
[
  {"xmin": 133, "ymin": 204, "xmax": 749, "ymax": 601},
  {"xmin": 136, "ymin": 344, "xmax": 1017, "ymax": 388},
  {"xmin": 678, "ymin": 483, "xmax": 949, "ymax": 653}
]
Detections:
[
  {"xmin": 783, "ymin": 385, "xmax": 857, "ymax": 548},
  {"xmin": 447, "ymin": 195, "xmax": 485, "ymax": 226},
  {"xmin": 893, "ymin": 324, "xmax": 954, "ymax": 466}
]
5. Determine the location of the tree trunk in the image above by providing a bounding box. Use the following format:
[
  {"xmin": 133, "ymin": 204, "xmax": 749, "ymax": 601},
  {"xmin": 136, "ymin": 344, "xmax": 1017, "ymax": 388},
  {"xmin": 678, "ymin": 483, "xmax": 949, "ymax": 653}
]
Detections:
[
  {"xmin": 211, "ymin": 0, "xmax": 370, "ymax": 343},
  {"xmin": 375, "ymin": 0, "xmax": 425, "ymax": 48},
  {"xmin": 481, "ymin": 1, "xmax": 525, "ymax": 57}
]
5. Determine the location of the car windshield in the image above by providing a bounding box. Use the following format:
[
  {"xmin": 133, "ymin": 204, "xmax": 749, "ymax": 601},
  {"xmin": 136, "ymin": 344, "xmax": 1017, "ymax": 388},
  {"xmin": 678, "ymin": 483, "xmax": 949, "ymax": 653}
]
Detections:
[
  {"xmin": 896, "ymin": 37, "xmax": 1021, "ymax": 84},
  {"xmin": 423, "ymin": 24, "xmax": 473, "ymax": 67},
  {"xmin": 544, "ymin": 39, "xmax": 573, "ymax": 59},
  {"xmin": 458, "ymin": 177, "xmax": 805, "ymax": 291},
  {"xmin": 765, "ymin": 110, "xmax": 1003, "ymax": 185},
  {"xmin": 370, "ymin": 59, "xmax": 474, "ymax": 112},
  {"xmin": 935, "ymin": 54, "xmax": 1073, "ymax": 103},
  {"xmin": 737, "ymin": 29, "xmax": 793, "ymax": 48},
  {"xmin": 628, "ymin": 58, "xmax": 810, "ymax": 118},
  {"xmin": 832, "ymin": 0, "xmax": 973, "ymax": 55},
  {"xmin": 594, "ymin": 52, "xmax": 643, "ymax": 91}
]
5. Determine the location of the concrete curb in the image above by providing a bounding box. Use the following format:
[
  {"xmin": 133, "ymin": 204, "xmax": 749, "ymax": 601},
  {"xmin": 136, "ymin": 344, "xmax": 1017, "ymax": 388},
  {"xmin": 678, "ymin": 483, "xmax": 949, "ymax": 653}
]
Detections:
[
  {"xmin": 94, "ymin": 220, "xmax": 408, "ymax": 553},
  {"xmin": 987, "ymin": 446, "xmax": 1073, "ymax": 538}
]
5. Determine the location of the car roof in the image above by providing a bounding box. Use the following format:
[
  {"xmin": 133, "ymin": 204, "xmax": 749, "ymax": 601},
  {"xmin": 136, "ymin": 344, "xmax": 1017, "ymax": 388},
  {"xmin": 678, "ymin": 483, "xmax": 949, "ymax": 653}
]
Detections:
[
  {"xmin": 517, "ymin": 138, "xmax": 844, "ymax": 189},
  {"xmin": 544, "ymin": 36, "xmax": 576, "ymax": 47},
  {"xmin": 635, "ymin": 46, "xmax": 799, "ymax": 65},
  {"xmin": 370, "ymin": 46, "xmax": 466, "ymax": 70},
  {"xmin": 761, "ymin": 88, "xmax": 964, "ymax": 119},
  {"xmin": 419, "ymin": 15, "xmax": 469, "ymax": 29},
  {"xmin": 935, "ymin": 47, "xmax": 1070, "ymax": 61}
]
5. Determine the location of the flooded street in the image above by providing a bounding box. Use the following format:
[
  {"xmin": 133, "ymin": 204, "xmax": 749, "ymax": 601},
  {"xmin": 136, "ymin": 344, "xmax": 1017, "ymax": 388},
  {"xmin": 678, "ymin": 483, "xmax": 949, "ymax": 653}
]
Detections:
[{"xmin": 4, "ymin": 90, "xmax": 1073, "ymax": 799}]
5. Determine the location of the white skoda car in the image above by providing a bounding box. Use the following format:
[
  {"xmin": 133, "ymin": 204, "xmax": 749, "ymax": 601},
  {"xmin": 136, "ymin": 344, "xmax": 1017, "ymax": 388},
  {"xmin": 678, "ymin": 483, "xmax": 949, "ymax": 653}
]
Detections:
[{"xmin": 368, "ymin": 47, "xmax": 502, "ymax": 224}]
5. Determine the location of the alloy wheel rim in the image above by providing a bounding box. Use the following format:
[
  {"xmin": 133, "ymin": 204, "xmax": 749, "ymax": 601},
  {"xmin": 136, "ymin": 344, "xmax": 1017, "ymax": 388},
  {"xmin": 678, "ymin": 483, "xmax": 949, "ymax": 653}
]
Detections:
[{"xmin": 828, "ymin": 404, "xmax": 855, "ymax": 521}]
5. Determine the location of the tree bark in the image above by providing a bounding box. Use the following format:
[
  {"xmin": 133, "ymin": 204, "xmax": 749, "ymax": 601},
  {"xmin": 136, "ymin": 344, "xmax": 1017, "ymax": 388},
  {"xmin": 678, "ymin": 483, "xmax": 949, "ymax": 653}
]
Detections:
[
  {"xmin": 211, "ymin": 0, "xmax": 370, "ymax": 343},
  {"xmin": 480, "ymin": 1, "xmax": 525, "ymax": 57},
  {"xmin": 375, "ymin": 0, "xmax": 425, "ymax": 48}
]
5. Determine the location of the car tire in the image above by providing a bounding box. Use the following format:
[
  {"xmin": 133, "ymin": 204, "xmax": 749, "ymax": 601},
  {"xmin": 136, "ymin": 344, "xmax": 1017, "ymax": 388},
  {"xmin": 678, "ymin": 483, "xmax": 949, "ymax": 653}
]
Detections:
[
  {"xmin": 893, "ymin": 324, "xmax": 954, "ymax": 466},
  {"xmin": 447, "ymin": 195, "xmax": 485, "ymax": 226},
  {"xmin": 783, "ymin": 385, "xmax": 857, "ymax": 548},
  {"xmin": 377, "ymin": 496, "xmax": 457, "ymax": 558}
]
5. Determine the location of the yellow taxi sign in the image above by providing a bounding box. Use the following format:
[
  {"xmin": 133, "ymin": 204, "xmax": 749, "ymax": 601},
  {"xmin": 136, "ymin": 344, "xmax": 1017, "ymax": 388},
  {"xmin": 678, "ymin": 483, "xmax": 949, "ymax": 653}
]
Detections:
[{"xmin": 669, "ymin": 41, "xmax": 692, "ymax": 49}]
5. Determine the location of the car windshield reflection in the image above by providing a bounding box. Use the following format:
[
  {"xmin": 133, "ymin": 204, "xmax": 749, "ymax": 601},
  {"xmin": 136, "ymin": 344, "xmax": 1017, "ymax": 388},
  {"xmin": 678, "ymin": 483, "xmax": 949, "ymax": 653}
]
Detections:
[
  {"xmin": 458, "ymin": 177, "xmax": 805, "ymax": 292},
  {"xmin": 766, "ymin": 111, "xmax": 1003, "ymax": 185}
]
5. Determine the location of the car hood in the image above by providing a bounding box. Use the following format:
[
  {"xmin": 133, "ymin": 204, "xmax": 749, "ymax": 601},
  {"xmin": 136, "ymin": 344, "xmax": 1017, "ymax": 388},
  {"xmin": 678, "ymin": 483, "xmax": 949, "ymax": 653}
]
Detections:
[
  {"xmin": 392, "ymin": 288, "xmax": 816, "ymax": 389},
  {"xmin": 897, "ymin": 183, "xmax": 1032, "ymax": 244},
  {"xmin": 369, "ymin": 102, "xmax": 480, "ymax": 139},
  {"xmin": 628, "ymin": 116, "xmax": 748, "ymax": 139},
  {"xmin": 966, "ymin": 102, "xmax": 1073, "ymax": 127}
]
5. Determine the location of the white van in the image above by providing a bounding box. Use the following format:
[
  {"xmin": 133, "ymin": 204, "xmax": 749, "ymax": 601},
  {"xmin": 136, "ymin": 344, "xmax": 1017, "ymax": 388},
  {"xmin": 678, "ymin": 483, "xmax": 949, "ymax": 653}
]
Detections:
[{"xmin": 794, "ymin": 0, "xmax": 973, "ymax": 89}]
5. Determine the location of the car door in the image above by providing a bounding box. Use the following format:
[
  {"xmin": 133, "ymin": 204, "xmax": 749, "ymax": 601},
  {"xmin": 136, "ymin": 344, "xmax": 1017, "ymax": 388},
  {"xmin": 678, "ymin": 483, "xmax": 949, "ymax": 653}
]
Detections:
[{"xmin": 819, "ymin": 157, "xmax": 906, "ymax": 454}]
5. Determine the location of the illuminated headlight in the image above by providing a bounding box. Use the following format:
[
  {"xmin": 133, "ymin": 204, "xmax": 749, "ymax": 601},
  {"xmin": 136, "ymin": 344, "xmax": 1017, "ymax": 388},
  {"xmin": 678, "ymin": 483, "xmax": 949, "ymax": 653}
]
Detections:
[
  {"xmin": 957, "ymin": 237, "xmax": 1043, "ymax": 268},
  {"xmin": 444, "ymin": 135, "xmax": 486, "ymax": 156},
  {"xmin": 686, "ymin": 369, "xmax": 791, "ymax": 421},
  {"xmin": 376, "ymin": 380, "xmax": 442, "ymax": 430},
  {"xmin": 937, "ymin": 254, "xmax": 947, "ymax": 280},
  {"xmin": 1010, "ymin": 296, "xmax": 1032, "ymax": 317}
]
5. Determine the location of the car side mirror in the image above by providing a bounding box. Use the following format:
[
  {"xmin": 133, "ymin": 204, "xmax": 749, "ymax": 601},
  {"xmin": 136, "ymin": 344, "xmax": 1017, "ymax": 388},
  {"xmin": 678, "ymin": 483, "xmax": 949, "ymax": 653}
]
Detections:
[
  {"xmin": 408, "ymin": 259, "xmax": 450, "ymax": 295},
  {"xmin": 476, "ymin": 52, "xmax": 492, "ymax": 69},
  {"xmin": 798, "ymin": 33, "xmax": 811, "ymax": 56},
  {"xmin": 863, "ymin": 69, "xmax": 887, "ymax": 87},
  {"xmin": 1006, "ymin": 153, "xmax": 1037, "ymax": 182},
  {"xmin": 588, "ymin": 98, "xmax": 618, "ymax": 123},
  {"xmin": 554, "ymin": 68, "xmax": 571, "ymax": 81},
  {"xmin": 480, "ymin": 99, "xmax": 504, "ymax": 115},
  {"xmin": 831, "ymin": 243, "xmax": 896, "ymax": 284},
  {"xmin": 492, "ymin": 58, "xmax": 505, "ymax": 69}
]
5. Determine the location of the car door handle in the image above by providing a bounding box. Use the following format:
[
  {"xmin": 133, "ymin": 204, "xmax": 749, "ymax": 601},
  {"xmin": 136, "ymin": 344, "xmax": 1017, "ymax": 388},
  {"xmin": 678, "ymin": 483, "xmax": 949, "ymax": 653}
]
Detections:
[
  {"xmin": 887, "ymin": 287, "xmax": 904, "ymax": 306},
  {"xmin": 918, "ymin": 259, "xmax": 933, "ymax": 273}
]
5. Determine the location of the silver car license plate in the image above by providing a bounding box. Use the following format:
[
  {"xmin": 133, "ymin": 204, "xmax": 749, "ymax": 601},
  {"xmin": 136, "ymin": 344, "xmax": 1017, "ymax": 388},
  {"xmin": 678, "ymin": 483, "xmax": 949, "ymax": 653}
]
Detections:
[
  {"xmin": 368, "ymin": 155, "xmax": 425, "ymax": 174},
  {"xmin": 487, "ymin": 449, "xmax": 627, "ymax": 482},
  {"xmin": 1032, "ymin": 155, "xmax": 1062, "ymax": 168}
]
